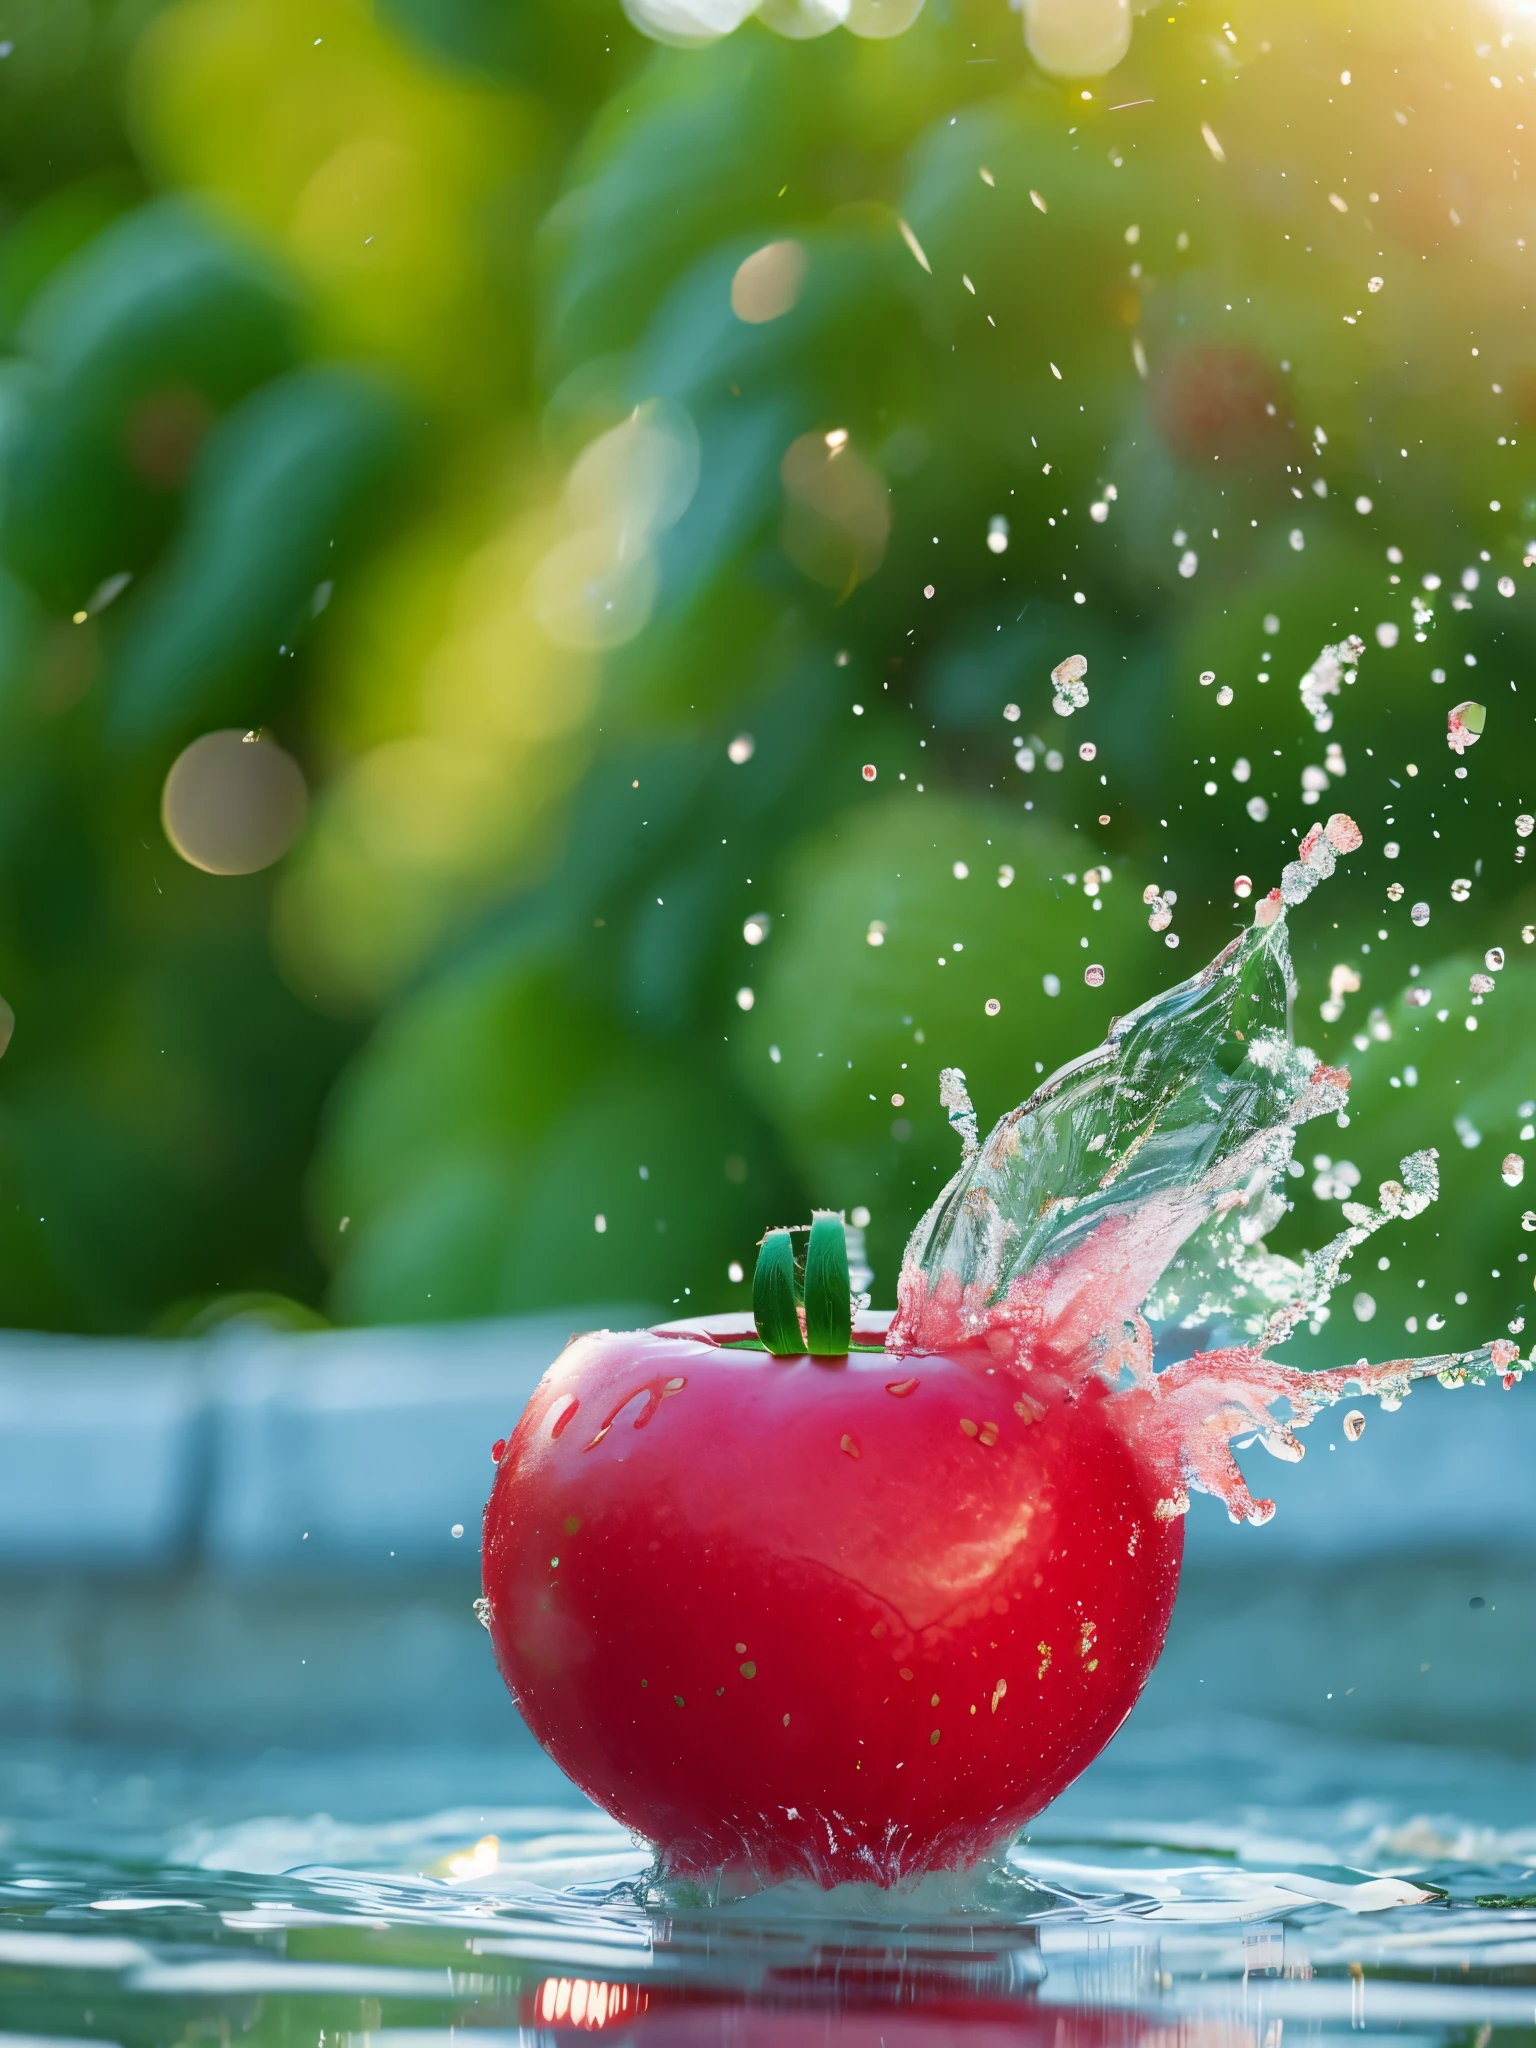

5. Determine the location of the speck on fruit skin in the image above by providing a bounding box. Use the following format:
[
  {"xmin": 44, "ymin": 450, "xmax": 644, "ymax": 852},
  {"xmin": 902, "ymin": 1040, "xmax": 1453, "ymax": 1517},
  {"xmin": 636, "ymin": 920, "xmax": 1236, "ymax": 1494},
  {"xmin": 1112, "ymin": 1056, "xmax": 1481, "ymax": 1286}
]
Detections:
[{"xmin": 481, "ymin": 1318, "xmax": 1183, "ymax": 1887}]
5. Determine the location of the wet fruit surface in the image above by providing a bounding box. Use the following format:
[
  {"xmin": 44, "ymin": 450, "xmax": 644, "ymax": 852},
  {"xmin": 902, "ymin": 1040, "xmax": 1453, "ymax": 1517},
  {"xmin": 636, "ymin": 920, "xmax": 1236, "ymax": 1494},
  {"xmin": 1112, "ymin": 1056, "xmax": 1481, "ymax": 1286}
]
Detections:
[{"xmin": 482, "ymin": 1312, "xmax": 1182, "ymax": 1887}]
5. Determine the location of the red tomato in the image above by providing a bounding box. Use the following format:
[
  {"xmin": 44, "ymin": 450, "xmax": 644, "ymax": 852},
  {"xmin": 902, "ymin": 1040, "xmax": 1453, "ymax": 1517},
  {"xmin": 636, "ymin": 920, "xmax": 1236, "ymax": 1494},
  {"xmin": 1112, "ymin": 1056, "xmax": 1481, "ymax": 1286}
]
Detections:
[{"xmin": 482, "ymin": 1311, "xmax": 1182, "ymax": 1889}]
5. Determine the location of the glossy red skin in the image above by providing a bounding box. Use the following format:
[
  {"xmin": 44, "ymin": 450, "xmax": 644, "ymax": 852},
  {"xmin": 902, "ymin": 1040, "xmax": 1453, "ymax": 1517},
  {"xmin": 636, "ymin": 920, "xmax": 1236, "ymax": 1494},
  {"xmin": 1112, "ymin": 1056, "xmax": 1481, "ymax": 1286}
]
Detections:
[{"xmin": 482, "ymin": 1312, "xmax": 1182, "ymax": 1888}]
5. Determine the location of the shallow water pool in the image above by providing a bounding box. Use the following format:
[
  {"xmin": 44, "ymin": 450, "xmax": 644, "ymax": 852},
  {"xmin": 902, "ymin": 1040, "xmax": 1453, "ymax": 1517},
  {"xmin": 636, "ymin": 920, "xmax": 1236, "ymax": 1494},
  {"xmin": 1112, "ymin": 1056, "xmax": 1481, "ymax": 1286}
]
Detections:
[{"xmin": 5, "ymin": 1552, "xmax": 1536, "ymax": 2047}]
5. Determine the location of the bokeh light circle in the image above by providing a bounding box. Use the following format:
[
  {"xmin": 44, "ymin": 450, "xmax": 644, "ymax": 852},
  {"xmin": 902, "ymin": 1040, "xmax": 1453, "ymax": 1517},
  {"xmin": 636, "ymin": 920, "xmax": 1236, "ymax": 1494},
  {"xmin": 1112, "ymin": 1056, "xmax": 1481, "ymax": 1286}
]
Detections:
[
  {"xmin": 1023, "ymin": 0, "xmax": 1132, "ymax": 79},
  {"xmin": 845, "ymin": 0, "xmax": 925, "ymax": 33},
  {"xmin": 162, "ymin": 730, "xmax": 309, "ymax": 876},
  {"xmin": 755, "ymin": 0, "xmax": 851, "ymax": 38},
  {"xmin": 731, "ymin": 241, "xmax": 808, "ymax": 324},
  {"xmin": 620, "ymin": 0, "xmax": 756, "ymax": 45}
]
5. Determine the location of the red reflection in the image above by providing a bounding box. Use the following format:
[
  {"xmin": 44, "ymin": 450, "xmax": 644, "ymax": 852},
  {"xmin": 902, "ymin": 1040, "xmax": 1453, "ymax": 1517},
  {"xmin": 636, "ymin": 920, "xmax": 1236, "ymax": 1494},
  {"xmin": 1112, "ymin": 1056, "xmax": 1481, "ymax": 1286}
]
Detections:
[{"xmin": 520, "ymin": 1981, "xmax": 1252, "ymax": 2047}]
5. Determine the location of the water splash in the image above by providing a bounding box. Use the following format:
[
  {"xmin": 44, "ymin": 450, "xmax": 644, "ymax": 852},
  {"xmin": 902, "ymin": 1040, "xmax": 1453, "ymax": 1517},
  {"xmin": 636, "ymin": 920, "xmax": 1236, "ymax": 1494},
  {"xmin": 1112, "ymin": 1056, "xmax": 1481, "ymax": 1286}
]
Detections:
[
  {"xmin": 1051, "ymin": 653, "xmax": 1089, "ymax": 717},
  {"xmin": 890, "ymin": 814, "xmax": 1526, "ymax": 1526},
  {"xmin": 1299, "ymin": 635, "xmax": 1365, "ymax": 734}
]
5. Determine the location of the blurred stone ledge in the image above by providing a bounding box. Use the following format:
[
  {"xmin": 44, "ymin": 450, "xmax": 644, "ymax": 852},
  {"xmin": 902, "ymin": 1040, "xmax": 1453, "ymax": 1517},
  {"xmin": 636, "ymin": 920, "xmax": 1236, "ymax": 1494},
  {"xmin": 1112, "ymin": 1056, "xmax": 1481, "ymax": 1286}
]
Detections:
[
  {"xmin": 0, "ymin": 1311, "xmax": 650, "ymax": 1573},
  {"xmin": 0, "ymin": 1314, "xmax": 1529, "ymax": 1571}
]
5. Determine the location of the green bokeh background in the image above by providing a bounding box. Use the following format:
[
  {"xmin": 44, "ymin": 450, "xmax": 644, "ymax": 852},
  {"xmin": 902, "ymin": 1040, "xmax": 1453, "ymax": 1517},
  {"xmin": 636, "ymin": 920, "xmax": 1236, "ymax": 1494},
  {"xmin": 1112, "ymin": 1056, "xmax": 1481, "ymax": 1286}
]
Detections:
[{"xmin": 0, "ymin": 0, "xmax": 1532, "ymax": 1358}]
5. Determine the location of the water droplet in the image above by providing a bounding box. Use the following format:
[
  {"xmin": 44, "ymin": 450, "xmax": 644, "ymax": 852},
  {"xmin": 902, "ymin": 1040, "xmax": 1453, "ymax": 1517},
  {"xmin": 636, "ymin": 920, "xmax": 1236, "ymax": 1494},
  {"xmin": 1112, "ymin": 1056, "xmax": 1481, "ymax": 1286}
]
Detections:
[
  {"xmin": 736, "ymin": 987, "xmax": 755, "ymax": 1010},
  {"xmin": 1246, "ymin": 794, "xmax": 1270, "ymax": 822},
  {"xmin": 952, "ymin": 859, "xmax": 969, "ymax": 879},
  {"xmin": 451, "ymin": 1522, "xmax": 464, "ymax": 1539},
  {"xmin": 1387, "ymin": 882, "xmax": 1404, "ymax": 901},
  {"xmin": 987, "ymin": 516, "xmax": 1010, "ymax": 554},
  {"xmin": 1078, "ymin": 741, "xmax": 1097, "ymax": 762},
  {"xmin": 866, "ymin": 919, "xmax": 886, "ymax": 946},
  {"xmin": 1470, "ymin": 973, "xmax": 1496, "ymax": 997},
  {"xmin": 549, "ymin": 1395, "xmax": 579, "ymax": 1440},
  {"xmin": 1343, "ymin": 1409, "xmax": 1366, "ymax": 1440},
  {"xmin": 1353, "ymin": 1292, "xmax": 1376, "ymax": 1323},
  {"xmin": 1085, "ymin": 963, "xmax": 1105, "ymax": 987},
  {"xmin": 1216, "ymin": 686, "xmax": 1234, "ymax": 706},
  {"xmin": 861, "ymin": 763, "xmax": 877, "ymax": 782},
  {"xmin": 1002, "ymin": 702, "xmax": 1021, "ymax": 723},
  {"xmin": 1178, "ymin": 550, "xmax": 1199, "ymax": 578},
  {"xmin": 728, "ymin": 733, "xmax": 754, "ymax": 764},
  {"xmin": 984, "ymin": 997, "xmax": 1002, "ymax": 1016},
  {"xmin": 1451, "ymin": 877, "xmax": 1472, "ymax": 903},
  {"xmin": 1504, "ymin": 1154, "xmax": 1526, "ymax": 1187},
  {"xmin": 743, "ymin": 914, "xmax": 770, "ymax": 945},
  {"xmin": 491, "ymin": 1438, "xmax": 506, "ymax": 1462},
  {"xmin": 1411, "ymin": 901, "xmax": 1431, "ymax": 925},
  {"xmin": 1042, "ymin": 974, "xmax": 1061, "ymax": 997},
  {"xmin": 1198, "ymin": 670, "xmax": 1216, "ymax": 687},
  {"xmin": 728, "ymin": 1260, "xmax": 744, "ymax": 1283}
]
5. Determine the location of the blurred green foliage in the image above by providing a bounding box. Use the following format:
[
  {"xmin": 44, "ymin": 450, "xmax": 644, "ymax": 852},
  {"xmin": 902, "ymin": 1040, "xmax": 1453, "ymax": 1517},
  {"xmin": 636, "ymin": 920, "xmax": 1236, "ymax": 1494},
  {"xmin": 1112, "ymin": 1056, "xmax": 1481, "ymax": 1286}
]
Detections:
[{"xmin": 0, "ymin": 0, "xmax": 1532, "ymax": 1353}]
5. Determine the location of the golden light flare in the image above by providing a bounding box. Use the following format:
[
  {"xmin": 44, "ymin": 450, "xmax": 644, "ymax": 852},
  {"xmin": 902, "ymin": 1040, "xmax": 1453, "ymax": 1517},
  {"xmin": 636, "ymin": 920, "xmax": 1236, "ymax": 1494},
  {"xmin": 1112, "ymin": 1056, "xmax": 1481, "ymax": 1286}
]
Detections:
[
  {"xmin": 128, "ymin": 0, "xmax": 537, "ymax": 402},
  {"xmin": 274, "ymin": 492, "xmax": 597, "ymax": 1006}
]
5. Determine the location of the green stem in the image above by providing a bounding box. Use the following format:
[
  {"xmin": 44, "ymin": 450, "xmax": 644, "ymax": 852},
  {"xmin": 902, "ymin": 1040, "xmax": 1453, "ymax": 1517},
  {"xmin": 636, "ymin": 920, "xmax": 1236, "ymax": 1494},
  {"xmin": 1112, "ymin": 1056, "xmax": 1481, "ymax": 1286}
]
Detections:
[
  {"xmin": 752, "ymin": 1229, "xmax": 801, "ymax": 1355},
  {"xmin": 804, "ymin": 1213, "xmax": 852, "ymax": 1357}
]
